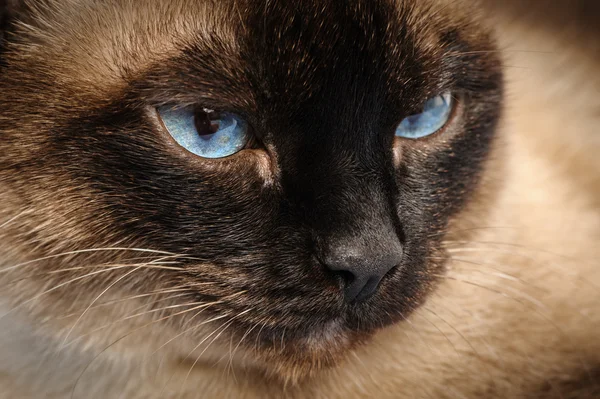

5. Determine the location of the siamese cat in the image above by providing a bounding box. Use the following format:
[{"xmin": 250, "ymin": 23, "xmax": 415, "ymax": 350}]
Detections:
[{"xmin": 0, "ymin": 0, "xmax": 598, "ymax": 398}]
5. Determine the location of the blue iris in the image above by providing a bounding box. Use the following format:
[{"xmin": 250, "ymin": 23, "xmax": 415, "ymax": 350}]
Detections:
[
  {"xmin": 395, "ymin": 93, "xmax": 454, "ymax": 139},
  {"xmin": 158, "ymin": 106, "xmax": 250, "ymax": 158}
]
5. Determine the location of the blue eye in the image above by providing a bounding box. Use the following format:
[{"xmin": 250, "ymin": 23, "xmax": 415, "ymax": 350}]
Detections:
[
  {"xmin": 395, "ymin": 93, "xmax": 454, "ymax": 139},
  {"xmin": 158, "ymin": 106, "xmax": 250, "ymax": 158}
]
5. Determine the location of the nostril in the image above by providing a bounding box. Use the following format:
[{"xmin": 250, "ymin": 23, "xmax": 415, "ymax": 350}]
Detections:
[
  {"xmin": 323, "ymin": 252, "xmax": 402, "ymax": 303},
  {"xmin": 334, "ymin": 269, "xmax": 355, "ymax": 287},
  {"xmin": 345, "ymin": 274, "xmax": 387, "ymax": 303}
]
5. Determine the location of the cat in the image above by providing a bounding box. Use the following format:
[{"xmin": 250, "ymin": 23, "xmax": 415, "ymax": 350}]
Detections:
[{"xmin": 0, "ymin": 0, "xmax": 598, "ymax": 398}]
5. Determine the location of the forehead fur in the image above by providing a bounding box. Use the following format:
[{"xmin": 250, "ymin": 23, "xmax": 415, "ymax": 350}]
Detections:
[
  {"xmin": 3, "ymin": 0, "xmax": 481, "ymax": 99},
  {"xmin": 6, "ymin": 0, "xmax": 239, "ymax": 95}
]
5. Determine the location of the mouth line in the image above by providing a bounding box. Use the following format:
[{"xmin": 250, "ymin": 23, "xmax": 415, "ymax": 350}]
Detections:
[
  {"xmin": 232, "ymin": 313, "xmax": 383, "ymax": 358},
  {"xmin": 209, "ymin": 291, "xmax": 416, "ymax": 354},
  {"xmin": 173, "ymin": 276, "xmax": 436, "ymax": 384},
  {"xmin": 172, "ymin": 253, "xmax": 443, "ymax": 380}
]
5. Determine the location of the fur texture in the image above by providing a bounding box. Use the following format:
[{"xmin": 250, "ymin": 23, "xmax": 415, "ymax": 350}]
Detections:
[{"xmin": 0, "ymin": 0, "xmax": 598, "ymax": 398}]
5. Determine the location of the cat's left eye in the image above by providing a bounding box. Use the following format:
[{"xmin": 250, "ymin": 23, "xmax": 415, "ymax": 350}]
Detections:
[
  {"xmin": 157, "ymin": 106, "xmax": 251, "ymax": 159},
  {"xmin": 395, "ymin": 93, "xmax": 454, "ymax": 139}
]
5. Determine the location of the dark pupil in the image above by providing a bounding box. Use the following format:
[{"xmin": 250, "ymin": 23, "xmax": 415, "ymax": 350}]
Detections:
[{"xmin": 194, "ymin": 109, "xmax": 221, "ymax": 137}]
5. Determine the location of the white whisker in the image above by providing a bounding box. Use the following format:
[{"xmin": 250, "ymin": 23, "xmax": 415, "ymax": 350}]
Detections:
[
  {"xmin": 0, "ymin": 264, "xmax": 133, "ymax": 322},
  {"xmin": 157, "ymin": 313, "xmax": 234, "ymax": 397},
  {"xmin": 0, "ymin": 210, "xmax": 29, "ymax": 230},
  {"xmin": 225, "ymin": 322, "xmax": 259, "ymax": 382},
  {"xmin": 61, "ymin": 255, "xmax": 178, "ymax": 347},
  {"xmin": 62, "ymin": 301, "xmax": 206, "ymax": 349},
  {"xmin": 69, "ymin": 302, "xmax": 228, "ymax": 399},
  {"xmin": 147, "ymin": 303, "xmax": 224, "ymax": 358},
  {"xmin": 0, "ymin": 247, "xmax": 189, "ymax": 275},
  {"xmin": 56, "ymin": 286, "xmax": 192, "ymax": 319},
  {"xmin": 179, "ymin": 308, "xmax": 253, "ymax": 398}
]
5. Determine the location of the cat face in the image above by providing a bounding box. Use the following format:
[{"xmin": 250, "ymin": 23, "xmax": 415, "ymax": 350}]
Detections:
[{"xmin": 0, "ymin": 0, "xmax": 501, "ymax": 380}]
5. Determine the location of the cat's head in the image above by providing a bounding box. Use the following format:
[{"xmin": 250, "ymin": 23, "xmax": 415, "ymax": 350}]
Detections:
[{"xmin": 0, "ymin": 0, "xmax": 502, "ymax": 382}]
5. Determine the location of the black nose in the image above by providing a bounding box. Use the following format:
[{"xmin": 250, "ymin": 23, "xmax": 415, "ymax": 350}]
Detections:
[{"xmin": 322, "ymin": 243, "xmax": 402, "ymax": 303}]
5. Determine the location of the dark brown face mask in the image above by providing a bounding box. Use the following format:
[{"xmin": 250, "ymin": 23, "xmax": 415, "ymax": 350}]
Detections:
[{"xmin": 0, "ymin": 0, "xmax": 502, "ymax": 379}]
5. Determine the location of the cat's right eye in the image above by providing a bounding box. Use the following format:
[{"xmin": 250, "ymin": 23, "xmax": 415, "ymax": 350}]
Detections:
[{"xmin": 157, "ymin": 106, "xmax": 251, "ymax": 159}]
